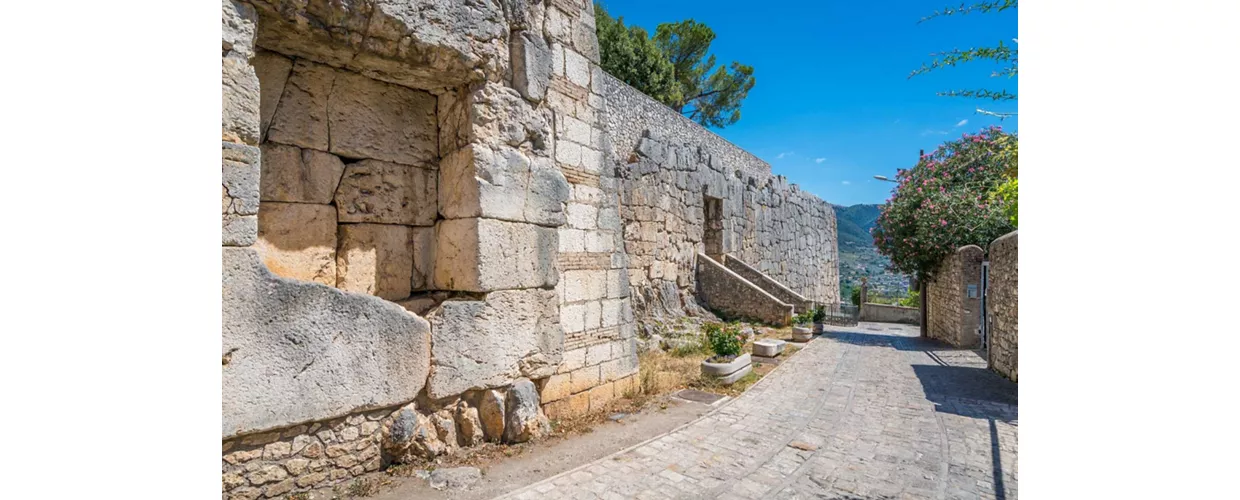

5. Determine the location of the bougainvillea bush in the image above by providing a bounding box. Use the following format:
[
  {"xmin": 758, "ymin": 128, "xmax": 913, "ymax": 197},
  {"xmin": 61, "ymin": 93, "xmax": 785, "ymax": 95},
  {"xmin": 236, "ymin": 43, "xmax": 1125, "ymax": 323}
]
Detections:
[{"xmin": 872, "ymin": 126, "xmax": 1017, "ymax": 280}]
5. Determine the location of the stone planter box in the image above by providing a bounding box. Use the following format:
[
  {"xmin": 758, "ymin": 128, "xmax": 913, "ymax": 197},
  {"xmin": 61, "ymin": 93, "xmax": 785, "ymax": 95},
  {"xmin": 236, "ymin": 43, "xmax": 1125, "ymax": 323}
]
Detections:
[
  {"xmin": 813, "ymin": 322, "xmax": 824, "ymax": 334},
  {"xmin": 701, "ymin": 353, "xmax": 752, "ymax": 385},
  {"xmin": 753, "ymin": 339, "xmax": 786, "ymax": 357},
  {"xmin": 792, "ymin": 326, "xmax": 813, "ymax": 342}
]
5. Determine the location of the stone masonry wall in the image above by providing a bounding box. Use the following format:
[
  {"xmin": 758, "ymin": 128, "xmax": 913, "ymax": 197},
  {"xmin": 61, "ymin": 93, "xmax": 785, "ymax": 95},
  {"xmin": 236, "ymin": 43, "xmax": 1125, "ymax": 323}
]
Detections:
[
  {"xmin": 722, "ymin": 255, "xmax": 814, "ymax": 314},
  {"xmin": 987, "ymin": 231, "xmax": 1018, "ymax": 381},
  {"xmin": 222, "ymin": 0, "xmax": 636, "ymax": 497},
  {"xmin": 860, "ymin": 303, "xmax": 921, "ymax": 325},
  {"xmin": 697, "ymin": 254, "xmax": 795, "ymax": 325},
  {"xmin": 928, "ymin": 245, "xmax": 984, "ymax": 347},
  {"xmin": 603, "ymin": 71, "xmax": 839, "ymax": 324}
]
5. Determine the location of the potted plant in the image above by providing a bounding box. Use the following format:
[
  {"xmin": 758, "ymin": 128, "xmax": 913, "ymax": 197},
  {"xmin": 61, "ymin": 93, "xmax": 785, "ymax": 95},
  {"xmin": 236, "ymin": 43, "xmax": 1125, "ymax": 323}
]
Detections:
[
  {"xmin": 812, "ymin": 306, "xmax": 827, "ymax": 334},
  {"xmin": 791, "ymin": 311, "xmax": 814, "ymax": 342},
  {"xmin": 700, "ymin": 323, "xmax": 752, "ymax": 385}
]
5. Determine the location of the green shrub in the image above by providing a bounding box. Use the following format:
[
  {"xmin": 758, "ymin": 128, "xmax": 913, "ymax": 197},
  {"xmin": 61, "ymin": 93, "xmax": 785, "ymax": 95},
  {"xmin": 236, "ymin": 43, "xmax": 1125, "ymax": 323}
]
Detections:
[
  {"xmin": 704, "ymin": 322, "xmax": 742, "ymax": 358},
  {"xmin": 792, "ymin": 310, "xmax": 813, "ymax": 326},
  {"xmin": 898, "ymin": 290, "xmax": 921, "ymax": 308},
  {"xmin": 811, "ymin": 306, "xmax": 826, "ymax": 323},
  {"xmin": 849, "ymin": 287, "xmax": 862, "ymax": 306}
]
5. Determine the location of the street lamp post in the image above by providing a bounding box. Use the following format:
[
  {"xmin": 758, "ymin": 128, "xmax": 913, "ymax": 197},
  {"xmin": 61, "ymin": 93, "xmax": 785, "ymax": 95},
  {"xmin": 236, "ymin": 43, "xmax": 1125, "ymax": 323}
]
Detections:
[{"xmin": 873, "ymin": 175, "xmax": 898, "ymax": 183}]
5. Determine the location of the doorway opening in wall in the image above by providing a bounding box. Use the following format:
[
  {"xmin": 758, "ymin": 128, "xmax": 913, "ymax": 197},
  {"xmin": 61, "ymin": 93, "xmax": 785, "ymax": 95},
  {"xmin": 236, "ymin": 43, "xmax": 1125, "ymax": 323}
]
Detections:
[{"xmin": 703, "ymin": 193, "xmax": 723, "ymax": 259}]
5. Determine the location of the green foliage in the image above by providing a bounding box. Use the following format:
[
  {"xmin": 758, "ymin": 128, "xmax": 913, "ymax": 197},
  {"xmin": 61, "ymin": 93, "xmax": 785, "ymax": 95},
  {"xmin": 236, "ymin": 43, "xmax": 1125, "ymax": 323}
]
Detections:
[
  {"xmin": 703, "ymin": 322, "xmax": 742, "ymax": 358},
  {"xmin": 850, "ymin": 287, "xmax": 862, "ymax": 307},
  {"xmin": 792, "ymin": 310, "xmax": 814, "ymax": 326},
  {"xmin": 911, "ymin": 1, "xmax": 1017, "ymax": 118},
  {"xmin": 993, "ymin": 178, "xmax": 1017, "ymax": 226},
  {"xmin": 595, "ymin": 4, "xmax": 755, "ymax": 128},
  {"xmin": 812, "ymin": 306, "xmax": 826, "ymax": 323},
  {"xmin": 595, "ymin": 4, "xmax": 679, "ymax": 104},
  {"xmin": 871, "ymin": 127, "xmax": 1017, "ymax": 280},
  {"xmin": 898, "ymin": 290, "xmax": 921, "ymax": 308}
]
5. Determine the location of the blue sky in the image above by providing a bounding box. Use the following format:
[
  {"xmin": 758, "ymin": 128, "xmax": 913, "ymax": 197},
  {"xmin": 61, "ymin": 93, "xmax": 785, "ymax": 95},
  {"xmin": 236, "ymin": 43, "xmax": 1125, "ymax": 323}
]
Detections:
[{"xmin": 597, "ymin": 0, "xmax": 1018, "ymax": 206}]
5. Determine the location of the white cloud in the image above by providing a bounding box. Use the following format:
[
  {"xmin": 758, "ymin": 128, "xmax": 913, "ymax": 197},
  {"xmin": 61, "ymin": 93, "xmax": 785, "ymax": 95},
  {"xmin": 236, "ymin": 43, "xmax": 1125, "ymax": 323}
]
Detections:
[
  {"xmin": 814, "ymin": 158, "xmax": 825, "ymax": 164},
  {"xmin": 955, "ymin": 119, "xmax": 969, "ymax": 128},
  {"xmin": 841, "ymin": 181, "xmax": 851, "ymax": 185},
  {"xmin": 775, "ymin": 151, "xmax": 793, "ymax": 159}
]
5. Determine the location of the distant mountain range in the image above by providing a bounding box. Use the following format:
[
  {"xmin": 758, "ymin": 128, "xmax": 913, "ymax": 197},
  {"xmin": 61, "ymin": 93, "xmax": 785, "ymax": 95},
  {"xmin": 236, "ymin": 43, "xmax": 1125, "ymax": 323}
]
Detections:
[{"xmin": 833, "ymin": 204, "xmax": 881, "ymax": 251}]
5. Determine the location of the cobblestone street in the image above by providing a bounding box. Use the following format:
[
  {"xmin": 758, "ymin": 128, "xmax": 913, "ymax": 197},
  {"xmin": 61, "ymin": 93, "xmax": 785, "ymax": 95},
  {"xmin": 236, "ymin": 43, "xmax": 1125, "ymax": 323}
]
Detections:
[{"xmin": 497, "ymin": 323, "xmax": 1017, "ymax": 500}]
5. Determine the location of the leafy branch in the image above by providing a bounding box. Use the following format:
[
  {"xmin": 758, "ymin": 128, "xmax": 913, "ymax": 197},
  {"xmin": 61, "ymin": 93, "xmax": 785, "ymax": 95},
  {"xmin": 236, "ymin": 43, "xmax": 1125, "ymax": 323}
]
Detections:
[
  {"xmin": 909, "ymin": 41, "xmax": 1017, "ymax": 79},
  {"xmin": 919, "ymin": 0, "xmax": 1018, "ymax": 24},
  {"xmin": 937, "ymin": 88, "xmax": 1017, "ymax": 101}
]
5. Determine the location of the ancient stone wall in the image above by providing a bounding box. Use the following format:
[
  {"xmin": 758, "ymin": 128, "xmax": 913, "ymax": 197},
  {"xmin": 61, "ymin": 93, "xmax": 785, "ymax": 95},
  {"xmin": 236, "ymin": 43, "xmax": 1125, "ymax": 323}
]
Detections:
[
  {"xmin": 697, "ymin": 254, "xmax": 795, "ymax": 325},
  {"xmin": 860, "ymin": 303, "xmax": 921, "ymax": 324},
  {"xmin": 602, "ymin": 71, "xmax": 839, "ymax": 325},
  {"xmin": 987, "ymin": 231, "xmax": 1018, "ymax": 381},
  {"xmin": 927, "ymin": 245, "xmax": 984, "ymax": 347},
  {"xmin": 221, "ymin": 1, "xmax": 636, "ymax": 497},
  {"xmin": 722, "ymin": 255, "xmax": 814, "ymax": 314}
]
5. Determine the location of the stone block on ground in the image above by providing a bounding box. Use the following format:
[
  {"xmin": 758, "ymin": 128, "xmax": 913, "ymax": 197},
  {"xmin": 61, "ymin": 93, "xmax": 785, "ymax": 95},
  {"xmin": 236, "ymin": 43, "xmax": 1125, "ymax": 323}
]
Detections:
[
  {"xmin": 255, "ymin": 202, "xmax": 337, "ymax": 285},
  {"xmin": 477, "ymin": 389, "xmax": 505, "ymax": 442},
  {"xmin": 222, "ymin": 248, "xmax": 430, "ymax": 437},
  {"xmin": 335, "ymin": 159, "xmax": 437, "ymax": 226},
  {"xmin": 384, "ymin": 403, "xmax": 445, "ymax": 462},
  {"xmin": 454, "ymin": 401, "xmax": 485, "ymax": 447},
  {"xmin": 336, "ymin": 223, "xmax": 413, "ymax": 300},
  {"xmin": 427, "ymin": 467, "xmax": 482, "ymax": 491},
  {"xmin": 504, "ymin": 379, "xmax": 549, "ymax": 443}
]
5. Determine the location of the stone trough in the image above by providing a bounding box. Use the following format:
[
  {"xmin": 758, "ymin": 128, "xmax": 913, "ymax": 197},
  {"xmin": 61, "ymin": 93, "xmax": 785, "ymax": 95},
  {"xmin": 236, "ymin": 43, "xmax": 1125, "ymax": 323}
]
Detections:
[
  {"xmin": 753, "ymin": 339, "xmax": 786, "ymax": 357},
  {"xmin": 701, "ymin": 353, "xmax": 752, "ymax": 385}
]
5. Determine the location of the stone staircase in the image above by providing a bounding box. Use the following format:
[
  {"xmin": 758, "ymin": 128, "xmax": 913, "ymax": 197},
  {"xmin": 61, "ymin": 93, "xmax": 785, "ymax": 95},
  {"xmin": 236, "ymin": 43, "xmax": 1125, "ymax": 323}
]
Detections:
[{"xmin": 695, "ymin": 254, "xmax": 814, "ymax": 326}]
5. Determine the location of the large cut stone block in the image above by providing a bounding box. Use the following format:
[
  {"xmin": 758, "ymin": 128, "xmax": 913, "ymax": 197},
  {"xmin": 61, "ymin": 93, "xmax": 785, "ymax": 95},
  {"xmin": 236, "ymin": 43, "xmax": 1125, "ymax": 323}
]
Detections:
[
  {"xmin": 223, "ymin": 247, "xmax": 430, "ymax": 438},
  {"xmin": 266, "ymin": 60, "xmax": 335, "ymax": 151},
  {"xmin": 222, "ymin": 51, "xmax": 260, "ymax": 145},
  {"xmin": 336, "ymin": 224, "xmax": 414, "ymax": 301},
  {"xmin": 328, "ymin": 71, "xmax": 438, "ymax": 166},
  {"xmin": 433, "ymin": 218, "xmax": 557, "ymax": 292},
  {"xmin": 335, "ymin": 159, "xmax": 437, "ymax": 226},
  {"xmin": 259, "ymin": 143, "xmax": 345, "ymax": 204},
  {"xmin": 440, "ymin": 146, "xmax": 569, "ymax": 226},
  {"xmin": 255, "ymin": 202, "xmax": 337, "ymax": 285},
  {"xmin": 253, "ymin": 50, "xmax": 293, "ymax": 141},
  {"xmin": 512, "ymin": 30, "xmax": 552, "ymax": 103},
  {"xmin": 410, "ymin": 226, "xmax": 436, "ymax": 291},
  {"xmin": 426, "ymin": 289, "xmax": 562, "ymax": 399}
]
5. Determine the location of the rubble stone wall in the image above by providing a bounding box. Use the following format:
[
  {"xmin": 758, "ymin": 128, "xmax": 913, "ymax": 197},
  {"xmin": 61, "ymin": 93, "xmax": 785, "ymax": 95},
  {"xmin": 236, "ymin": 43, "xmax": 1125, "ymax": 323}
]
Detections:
[
  {"xmin": 860, "ymin": 303, "xmax": 921, "ymax": 324},
  {"xmin": 927, "ymin": 245, "xmax": 984, "ymax": 347},
  {"xmin": 602, "ymin": 71, "xmax": 839, "ymax": 325},
  {"xmin": 722, "ymin": 255, "xmax": 815, "ymax": 313},
  {"xmin": 987, "ymin": 231, "xmax": 1018, "ymax": 381}
]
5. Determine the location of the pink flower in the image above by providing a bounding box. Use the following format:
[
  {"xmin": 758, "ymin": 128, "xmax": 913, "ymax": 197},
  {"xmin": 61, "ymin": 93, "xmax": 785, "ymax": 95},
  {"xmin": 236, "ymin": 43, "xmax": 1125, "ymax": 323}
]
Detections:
[{"xmin": 940, "ymin": 219, "xmax": 947, "ymax": 226}]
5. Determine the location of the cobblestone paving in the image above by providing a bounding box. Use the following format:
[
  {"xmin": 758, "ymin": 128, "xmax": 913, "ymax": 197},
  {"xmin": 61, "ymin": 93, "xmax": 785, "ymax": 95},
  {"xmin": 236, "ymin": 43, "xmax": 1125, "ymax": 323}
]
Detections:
[{"xmin": 497, "ymin": 323, "xmax": 1017, "ymax": 500}]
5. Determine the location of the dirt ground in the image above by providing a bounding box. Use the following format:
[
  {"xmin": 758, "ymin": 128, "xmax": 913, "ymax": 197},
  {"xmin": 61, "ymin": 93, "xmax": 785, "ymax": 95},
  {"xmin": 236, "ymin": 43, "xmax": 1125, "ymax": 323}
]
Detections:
[
  {"xmin": 298, "ymin": 320, "xmax": 806, "ymax": 500},
  {"xmin": 321, "ymin": 394, "xmax": 715, "ymax": 500}
]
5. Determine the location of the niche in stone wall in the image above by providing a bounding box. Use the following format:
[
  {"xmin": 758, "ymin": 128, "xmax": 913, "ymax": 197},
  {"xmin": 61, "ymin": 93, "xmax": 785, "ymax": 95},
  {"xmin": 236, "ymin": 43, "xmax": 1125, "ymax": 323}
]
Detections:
[
  {"xmin": 703, "ymin": 193, "xmax": 724, "ymax": 258},
  {"xmin": 247, "ymin": 11, "xmax": 463, "ymax": 313}
]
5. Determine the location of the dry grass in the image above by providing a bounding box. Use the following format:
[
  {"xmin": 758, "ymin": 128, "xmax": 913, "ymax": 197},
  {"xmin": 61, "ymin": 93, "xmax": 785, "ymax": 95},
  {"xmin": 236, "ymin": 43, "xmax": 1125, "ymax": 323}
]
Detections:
[{"xmin": 632, "ymin": 320, "xmax": 805, "ymax": 400}]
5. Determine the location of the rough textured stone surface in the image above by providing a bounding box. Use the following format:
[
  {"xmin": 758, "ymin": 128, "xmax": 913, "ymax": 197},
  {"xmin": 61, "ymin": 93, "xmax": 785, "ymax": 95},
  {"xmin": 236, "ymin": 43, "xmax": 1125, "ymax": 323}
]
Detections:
[
  {"xmin": 431, "ymin": 409, "xmax": 459, "ymax": 454},
  {"xmin": 410, "ymin": 226, "xmax": 436, "ymax": 291},
  {"xmin": 722, "ymin": 255, "xmax": 813, "ymax": 313},
  {"xmin": 512, "ymin": 30, "xmax": 552, "ymax": 102},
  {"xmin": 252, "ymin": 49, "xmax": 293, "ymax": 141},
  {"xmin": 335, "ymin": 160, "xmax": 437, "ymax": 226},
  {"xmin": 433, "ymin": 218, "xmax": 558, "ymax": 292},
  {"xmin": 259, "ymin": 143, "xmax": 345, "ymax": 204},
  {"xmin": 454, "ymin": 401, "xmax": 485, "ymax": 447},
  {"xmin": 928, "ymin": 245, "xmax": 984, "ymax": 348},
  {"xmin": 222, "ymin": 248, "xmax": 430, "ymax": 437},
  {"xmin": 265, "ymin": 60, "xmax": 334, "ymax": 151},
  {"xmin": 222, "ymin": 48, "xmax": 260, "ymax": 145},
  {"xmin": 327, "ymin": 71, "xmax": 438, "ymax": 166},
  {"xmin": 860, "ymin": 302, "xmax": 921, "ymax": 324},
  {"xmin": 336, "ymin": 223, "xmax": 414, "ymax": 300},
  {"xmin": 477, "ymin": 389, "xmax": 506, "ymax": 443},
  {"xmin": 428, "ymin": 467, "xmax": 482, "ymax": 491},
  {"xmin": 438, "ymin": 146, "xmax": 568, "ymax": 226},
  {"xmin": 987, "ymin": 231, "xmax": 1018, "ymax": 381},
  {"xmin": 503, "ymin": 379, "xmax": 549, "ymax": 443},
  {"xmin": 696, "ymin": 253, "xmax": 793, "ymax": 326},
  {"xmin": 255, "ymin": 202, "xmax": 338, "ymax": 286},
  {"xmin": 426, "ymin": 289, "xmax": 562, "ymax": 398},
  {"xmin": 385, "ymin": 403, "xmax": 444, "ymax": 462}
]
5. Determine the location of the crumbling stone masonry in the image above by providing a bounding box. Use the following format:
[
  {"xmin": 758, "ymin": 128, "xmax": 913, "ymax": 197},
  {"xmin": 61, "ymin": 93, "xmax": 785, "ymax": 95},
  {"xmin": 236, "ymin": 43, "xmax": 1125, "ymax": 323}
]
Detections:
[
  {"xmin": 927, "ymin": 245, "xmax": 985, "ymax": 347},
  {"xmin": 987, "ymin": 231, "xmax": 1018, "ymax": 381},
  {"xmin": 221, "ymin": 1, "xmax": 836, "ymax": 497}
]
